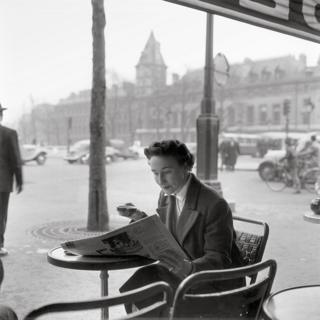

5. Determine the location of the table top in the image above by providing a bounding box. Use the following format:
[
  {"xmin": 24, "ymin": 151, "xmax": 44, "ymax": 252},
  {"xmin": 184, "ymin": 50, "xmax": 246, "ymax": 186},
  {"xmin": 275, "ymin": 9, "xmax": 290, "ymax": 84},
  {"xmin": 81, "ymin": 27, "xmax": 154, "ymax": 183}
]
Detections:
[
  {"xmin": 303, "ymin": 211, "xmax": 320, "ymax": 224},
  {"xmin": 263, "ymin": 285, "xmax": 320, "ymax": 320},
  {"xmin": 47, "ymin": 247, "xmax": 154, "ymax": 271}
]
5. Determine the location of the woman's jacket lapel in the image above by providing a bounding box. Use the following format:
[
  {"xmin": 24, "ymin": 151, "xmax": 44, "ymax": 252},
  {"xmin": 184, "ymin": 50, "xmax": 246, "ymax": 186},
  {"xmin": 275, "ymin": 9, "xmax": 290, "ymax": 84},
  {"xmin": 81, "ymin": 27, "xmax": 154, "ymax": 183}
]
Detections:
[{"xmin": 156, "ymin": 174, "xmax": 202, "ymax": 245}]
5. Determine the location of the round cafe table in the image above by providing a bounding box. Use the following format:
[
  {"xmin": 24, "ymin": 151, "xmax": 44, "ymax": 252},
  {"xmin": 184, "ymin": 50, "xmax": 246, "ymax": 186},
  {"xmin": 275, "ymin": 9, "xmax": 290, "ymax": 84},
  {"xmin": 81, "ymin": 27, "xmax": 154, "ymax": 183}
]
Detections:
[
  {"xmin": 262, "ymin": 285, "xmax": 320, "ymax": 320},
  {"xmin": 47, "ymin": 247, "xmax": 153, "ymax": 320},
  {"xmin": 303, "ymin": 211, "xmax": 320, "ymax": 224}
]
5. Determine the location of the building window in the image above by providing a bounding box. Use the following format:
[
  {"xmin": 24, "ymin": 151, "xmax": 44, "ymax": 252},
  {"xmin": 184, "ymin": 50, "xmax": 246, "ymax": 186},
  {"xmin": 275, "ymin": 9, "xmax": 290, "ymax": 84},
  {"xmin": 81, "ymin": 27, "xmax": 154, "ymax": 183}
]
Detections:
[
  {"xmin": 274, "ymin": 66, "xmax": 285, "ymax": 79},
  {"xmin": 272, "ymin": 104, "xmax": 281, "ymax": 125},
  {"xmin": 261, "ymin": 67, "xmax": 271, "ymax": 80},
  {"xmin": 259, "ymin": 104, "xmax": 268, "ymax": 125},
  {"xmin": 301, "ymin": 111, "xmax": 310, "ymax": 125},
  {"xmin": 248, "ymin": 70, "xmax": 259, "ymax": 82},
  {"xmin": 227, "ymin": 106, "xmax": 236, "ymax": 126},
  {"xmin": 246, "ymin": 105, "xmax": 254, "ymax": 125}
]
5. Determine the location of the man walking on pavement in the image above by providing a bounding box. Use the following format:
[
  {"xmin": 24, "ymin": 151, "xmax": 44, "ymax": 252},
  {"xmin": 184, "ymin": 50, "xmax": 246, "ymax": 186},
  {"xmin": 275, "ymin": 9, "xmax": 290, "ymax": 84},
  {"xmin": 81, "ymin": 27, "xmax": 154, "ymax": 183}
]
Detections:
[{"xmin": 0, "ymin": 104, "xmax": 23, "ymax": 256}]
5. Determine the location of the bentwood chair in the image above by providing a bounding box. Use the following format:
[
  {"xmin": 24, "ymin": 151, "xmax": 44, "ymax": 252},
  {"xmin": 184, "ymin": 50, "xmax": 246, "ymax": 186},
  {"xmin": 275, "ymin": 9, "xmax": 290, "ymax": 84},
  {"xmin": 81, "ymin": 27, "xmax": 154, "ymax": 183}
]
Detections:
[
  {"xmin": 24, "ymin": 281, "xmax": 173, "ymax": 320},
  {"xmin": 170, "ymin": 259, "xmax": 277, "ymax": 320},
  {"xmin": 233, "ymin": 215, "xmax": 269, "ymax": 283}
]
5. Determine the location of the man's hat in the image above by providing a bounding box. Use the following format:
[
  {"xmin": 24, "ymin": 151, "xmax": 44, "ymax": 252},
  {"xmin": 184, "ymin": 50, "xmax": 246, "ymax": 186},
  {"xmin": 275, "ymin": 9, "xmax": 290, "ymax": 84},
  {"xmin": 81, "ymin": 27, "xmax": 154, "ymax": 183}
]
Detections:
[{"xmin": 0, "ymin": 104, "xmax": 7, "ymax": 112}]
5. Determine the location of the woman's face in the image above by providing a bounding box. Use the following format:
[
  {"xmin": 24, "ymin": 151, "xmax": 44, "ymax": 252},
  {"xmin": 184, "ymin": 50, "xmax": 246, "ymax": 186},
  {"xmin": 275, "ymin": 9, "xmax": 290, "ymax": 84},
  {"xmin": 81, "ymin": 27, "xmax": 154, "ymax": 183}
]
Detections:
[{"xmin": 149, "ymin": 155, "xmax": 189, "ymax": 194}]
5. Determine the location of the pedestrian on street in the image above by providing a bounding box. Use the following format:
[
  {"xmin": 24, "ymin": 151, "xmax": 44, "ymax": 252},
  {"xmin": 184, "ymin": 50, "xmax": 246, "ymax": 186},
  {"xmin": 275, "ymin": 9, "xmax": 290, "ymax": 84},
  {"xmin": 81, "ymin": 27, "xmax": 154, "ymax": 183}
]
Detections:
[
  {"xmin": 226, "ymin": 138, "xmax": 240, "ymax": 171},
  {"xmin": 218, "ymin": 138, "xmax": 229, "ymax": 171},
  {"xmin": 298, "ymin": 136, "xmax": 319, "ymax": 168},
  {"xmin": 118, "ymin": 139, "xmax": 244, "ymax": 317},
  {"xmin": 0, "ymin": 104, "xmax": 23, "ymax": 256},
  {"xmin": 310, "ymin": 134, "xmax": 320, "ymax": 166}
]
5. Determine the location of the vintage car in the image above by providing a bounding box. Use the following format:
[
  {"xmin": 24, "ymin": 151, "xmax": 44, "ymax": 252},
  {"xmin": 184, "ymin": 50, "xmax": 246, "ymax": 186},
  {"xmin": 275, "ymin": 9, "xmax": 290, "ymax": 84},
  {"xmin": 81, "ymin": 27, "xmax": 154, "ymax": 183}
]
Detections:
[
  {"xmin": 109, "ymin": 139, "xmax": 139, "ymax": 160},
  {"xmin": 21, "ymin": 144, "xmax": 47, "ymax": 165},
  {"xmin": 82, "ymin": 146, "xmax": 121, "ymax": 164},
  {"xmin": 63, "ymin": 140, "xmax": 91, "ymax": 164},
  {"xmin": 114, "ymin": 148, "xmax": 139, "ymax": 160},
  {"xmin": 63, "ymin": 139, "xmax": 122, "ymax": 164}
]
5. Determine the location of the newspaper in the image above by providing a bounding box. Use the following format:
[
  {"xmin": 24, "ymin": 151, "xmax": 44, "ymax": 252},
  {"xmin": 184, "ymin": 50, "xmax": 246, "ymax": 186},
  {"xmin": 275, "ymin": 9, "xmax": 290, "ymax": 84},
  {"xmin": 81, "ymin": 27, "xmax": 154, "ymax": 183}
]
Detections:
[{"xmin": 61, "ymin": 214, "xmax": 189, "ymax": 263}]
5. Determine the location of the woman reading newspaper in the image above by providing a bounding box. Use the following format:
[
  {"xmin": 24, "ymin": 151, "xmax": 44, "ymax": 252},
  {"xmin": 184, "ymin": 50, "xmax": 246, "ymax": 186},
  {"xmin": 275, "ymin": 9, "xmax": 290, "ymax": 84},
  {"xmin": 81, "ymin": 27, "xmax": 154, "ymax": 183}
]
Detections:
[{"xmin": 119, "ymin": 139, "xmax": 244, "ymax": 316}]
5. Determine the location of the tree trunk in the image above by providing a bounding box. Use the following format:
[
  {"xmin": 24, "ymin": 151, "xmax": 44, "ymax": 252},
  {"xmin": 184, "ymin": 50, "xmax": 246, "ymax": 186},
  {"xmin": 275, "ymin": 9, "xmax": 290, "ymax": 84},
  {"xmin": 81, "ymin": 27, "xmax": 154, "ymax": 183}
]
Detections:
[{"xmin": 87, "ymin": 0, "xmax": 109, "ymax": 231}]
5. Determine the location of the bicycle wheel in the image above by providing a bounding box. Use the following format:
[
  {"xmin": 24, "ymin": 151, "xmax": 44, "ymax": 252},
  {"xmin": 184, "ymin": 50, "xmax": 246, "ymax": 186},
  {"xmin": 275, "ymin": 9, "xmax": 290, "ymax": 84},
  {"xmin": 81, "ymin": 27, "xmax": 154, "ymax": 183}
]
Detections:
[
  {"xmin": 265, "ymin": 168, "xmax": 288, "ymax": 192},
  {"xmin": 302, "ymin": 168, "xmax": 320, "ymax": 193}
]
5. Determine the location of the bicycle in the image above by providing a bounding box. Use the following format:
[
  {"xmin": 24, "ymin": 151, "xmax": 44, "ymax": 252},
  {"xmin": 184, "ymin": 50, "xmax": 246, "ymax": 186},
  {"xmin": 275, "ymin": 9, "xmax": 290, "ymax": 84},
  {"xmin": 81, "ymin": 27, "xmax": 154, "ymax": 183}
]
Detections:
[
  {"xmin": 264, "ymin": 160, "xmax": 292, "ymax": 191},
  {"xmin": 301, "ymin": 166, "xmax": 320, "ymax": 193},
  {"xmin": 264, "ymin": 159, "xmax": 320, "ymax": 193}
]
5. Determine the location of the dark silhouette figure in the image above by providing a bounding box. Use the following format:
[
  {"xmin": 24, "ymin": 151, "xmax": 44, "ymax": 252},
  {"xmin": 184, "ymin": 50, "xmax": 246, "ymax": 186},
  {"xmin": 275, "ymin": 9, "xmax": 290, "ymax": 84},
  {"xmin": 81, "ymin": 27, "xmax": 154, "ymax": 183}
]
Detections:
[
  {"xmin": 0, "ymin": 259, "xmax": 18, "ymax": 319},
  {"xmin": 0, "ymin": 104, "xmax": 23, "ymax": 256}
]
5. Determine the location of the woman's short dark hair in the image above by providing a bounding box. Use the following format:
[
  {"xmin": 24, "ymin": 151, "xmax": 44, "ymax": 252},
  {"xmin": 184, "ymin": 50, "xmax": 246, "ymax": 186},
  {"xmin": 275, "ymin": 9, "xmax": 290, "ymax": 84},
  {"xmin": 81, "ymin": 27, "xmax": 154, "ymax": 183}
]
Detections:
[{"xmin": 144, "ymin": 140, "xmax": 195, "ymax": 170}]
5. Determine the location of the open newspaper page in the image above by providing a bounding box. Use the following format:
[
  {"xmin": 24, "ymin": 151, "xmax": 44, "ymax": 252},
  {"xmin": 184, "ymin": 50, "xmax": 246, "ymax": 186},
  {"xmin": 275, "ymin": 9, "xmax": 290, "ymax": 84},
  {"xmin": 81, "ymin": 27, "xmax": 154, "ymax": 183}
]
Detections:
[{"xmin": 61, "ymin": 214, "xmax": 188, "ymax": 262}]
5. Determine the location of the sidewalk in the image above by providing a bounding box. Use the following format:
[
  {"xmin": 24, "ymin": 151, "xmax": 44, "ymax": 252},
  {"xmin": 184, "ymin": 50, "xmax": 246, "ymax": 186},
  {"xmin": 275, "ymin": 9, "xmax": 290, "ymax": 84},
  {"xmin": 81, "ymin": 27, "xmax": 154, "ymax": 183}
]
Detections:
[{"xmin": 226, "ymin": 155, "xmax": 260, "ymax": 171}]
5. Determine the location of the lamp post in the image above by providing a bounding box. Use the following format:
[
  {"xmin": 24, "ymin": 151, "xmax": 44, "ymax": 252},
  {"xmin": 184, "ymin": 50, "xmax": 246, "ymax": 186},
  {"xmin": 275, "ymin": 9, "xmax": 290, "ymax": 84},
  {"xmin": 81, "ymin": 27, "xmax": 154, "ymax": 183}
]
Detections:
[
  {"xmin": 196, "ymin": 13, "xmax": 222, "ymax": 195},
  {"xmin": 215, "ymin": 53, "xmax": 230, "ymax": 134}
]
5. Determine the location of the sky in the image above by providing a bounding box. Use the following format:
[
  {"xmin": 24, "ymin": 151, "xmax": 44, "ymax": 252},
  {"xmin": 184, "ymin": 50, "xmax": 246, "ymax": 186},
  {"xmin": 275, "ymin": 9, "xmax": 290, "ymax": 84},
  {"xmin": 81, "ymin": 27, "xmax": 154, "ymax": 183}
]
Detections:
[{"xmin": 1, "ymin": 0, "xmax": 320, "ymax": 125}]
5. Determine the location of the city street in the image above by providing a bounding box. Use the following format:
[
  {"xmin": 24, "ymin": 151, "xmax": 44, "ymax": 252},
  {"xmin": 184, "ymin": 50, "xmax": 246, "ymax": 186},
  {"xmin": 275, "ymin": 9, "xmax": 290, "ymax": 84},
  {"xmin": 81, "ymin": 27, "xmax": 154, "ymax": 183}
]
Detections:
[{"xmin": 0, "ymin": 155, "xmax": 319, "ymax": 319}]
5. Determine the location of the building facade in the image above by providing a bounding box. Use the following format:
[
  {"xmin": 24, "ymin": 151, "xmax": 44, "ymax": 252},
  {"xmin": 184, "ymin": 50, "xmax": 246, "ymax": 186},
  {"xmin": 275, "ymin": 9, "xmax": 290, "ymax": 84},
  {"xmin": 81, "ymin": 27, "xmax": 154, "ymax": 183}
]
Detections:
[{"xmin": 18, "ymin": 32, "xmax": 320, "ymax": 146}]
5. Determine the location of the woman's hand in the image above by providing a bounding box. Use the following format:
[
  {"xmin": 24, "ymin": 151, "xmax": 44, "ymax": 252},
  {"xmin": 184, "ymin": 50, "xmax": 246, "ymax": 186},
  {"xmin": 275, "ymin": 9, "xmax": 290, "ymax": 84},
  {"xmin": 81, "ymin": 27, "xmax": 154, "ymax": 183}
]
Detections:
[{"xmin": 117, "ymin": 203, "xmax": 147, "ymax": 222}]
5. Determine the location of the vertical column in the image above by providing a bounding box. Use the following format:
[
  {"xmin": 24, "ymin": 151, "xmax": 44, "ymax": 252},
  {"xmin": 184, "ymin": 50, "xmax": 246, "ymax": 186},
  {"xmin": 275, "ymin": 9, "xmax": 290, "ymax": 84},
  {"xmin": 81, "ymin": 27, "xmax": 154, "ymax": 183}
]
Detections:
[{"xmin": 196, "ymin": 13, "xmax": 222, "ymax": 196}]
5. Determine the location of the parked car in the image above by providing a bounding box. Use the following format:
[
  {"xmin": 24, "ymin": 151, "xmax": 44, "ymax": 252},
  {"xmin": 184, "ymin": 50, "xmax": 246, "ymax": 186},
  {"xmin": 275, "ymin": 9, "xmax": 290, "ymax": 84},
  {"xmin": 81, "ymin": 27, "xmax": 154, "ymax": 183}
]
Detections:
[
  {"xmin": 63, "ymin": 140, "xmax": 90, "ymax": 164},
  {"xmin": 63, "ymin": 139, "xmax": 120, "ymax": 164},
  {"xmin": 128, "ymin": 141, "xmax": 146, "ymax": 158},
  {"xmin": 114, "ymin": 148, "xmax": 139, "ymax": 160},
  {"xmin": 21, "ymin": 144, "xmax": 47, "ymax": 165},
  {"xmin": 108, "ymin": 139, "xmax": 139, "ymax": 160}
]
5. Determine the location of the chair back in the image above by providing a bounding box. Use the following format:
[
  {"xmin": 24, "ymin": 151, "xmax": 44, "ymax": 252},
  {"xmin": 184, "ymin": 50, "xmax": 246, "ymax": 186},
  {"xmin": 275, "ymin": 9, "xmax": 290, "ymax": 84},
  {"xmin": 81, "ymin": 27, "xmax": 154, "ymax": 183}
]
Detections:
[
  {"xmin": 233, "ymin": 215, "xmax": 269, "ymax": 283},
  {"xmin": 171, "ymin": 259, "xmax": 277, "ymax": 320},
  {"xmin": 24, "ymin": 281, "xmax": 173, "ymax": 320}
]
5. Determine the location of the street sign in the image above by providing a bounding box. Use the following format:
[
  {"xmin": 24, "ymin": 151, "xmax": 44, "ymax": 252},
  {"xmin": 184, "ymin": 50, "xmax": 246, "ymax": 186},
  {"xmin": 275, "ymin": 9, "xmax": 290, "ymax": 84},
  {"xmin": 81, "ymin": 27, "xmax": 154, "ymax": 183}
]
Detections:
[
  {"xmin": 163, "ymin": 0, "xmax": 320, "ymax": 44},
  {"xmin": 214, "ymin": 53, "xmax": 229, "ymax": 86}
]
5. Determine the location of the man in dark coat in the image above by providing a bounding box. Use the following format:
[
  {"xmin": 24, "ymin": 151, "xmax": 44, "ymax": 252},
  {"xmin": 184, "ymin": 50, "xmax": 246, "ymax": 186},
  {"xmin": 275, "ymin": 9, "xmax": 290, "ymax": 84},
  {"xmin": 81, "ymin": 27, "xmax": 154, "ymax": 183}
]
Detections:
[{"xmin": 0, "ymin": 104, "xmax": 23, "ymax": 256}]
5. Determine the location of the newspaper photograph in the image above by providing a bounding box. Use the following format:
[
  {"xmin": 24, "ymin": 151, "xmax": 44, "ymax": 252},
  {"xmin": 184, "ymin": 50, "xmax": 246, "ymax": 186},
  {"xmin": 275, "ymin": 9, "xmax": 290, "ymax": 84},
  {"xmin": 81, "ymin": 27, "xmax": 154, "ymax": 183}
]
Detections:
[{"xmin": 61, "ymin": 214, "xmax": 188, "ymax": 262}]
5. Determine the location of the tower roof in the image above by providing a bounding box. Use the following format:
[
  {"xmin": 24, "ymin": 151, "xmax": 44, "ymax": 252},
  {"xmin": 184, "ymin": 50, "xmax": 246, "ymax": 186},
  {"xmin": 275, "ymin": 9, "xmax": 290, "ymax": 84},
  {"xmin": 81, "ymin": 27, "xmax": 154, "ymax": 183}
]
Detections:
[{"xmin": 136, "ymin": 31, "xmax": 166, "ymax": 67}]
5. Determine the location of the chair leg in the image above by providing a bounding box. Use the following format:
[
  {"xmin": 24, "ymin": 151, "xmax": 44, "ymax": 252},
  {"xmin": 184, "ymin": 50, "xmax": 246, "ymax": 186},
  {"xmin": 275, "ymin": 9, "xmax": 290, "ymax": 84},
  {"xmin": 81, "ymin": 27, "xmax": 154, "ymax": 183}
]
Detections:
[{"xmin": 100, "ymin": 270, "xmax": 109, "ymax": 320}]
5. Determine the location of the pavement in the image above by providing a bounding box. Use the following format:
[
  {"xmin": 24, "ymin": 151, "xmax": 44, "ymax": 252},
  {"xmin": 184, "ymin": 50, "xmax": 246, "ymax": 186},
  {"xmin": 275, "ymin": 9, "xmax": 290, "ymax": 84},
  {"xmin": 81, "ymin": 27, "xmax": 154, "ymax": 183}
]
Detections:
[{"xmin": 0, "ymin": 155, "xmax": 318, "ymax": 319}]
